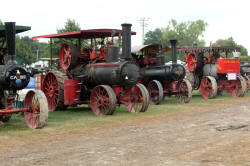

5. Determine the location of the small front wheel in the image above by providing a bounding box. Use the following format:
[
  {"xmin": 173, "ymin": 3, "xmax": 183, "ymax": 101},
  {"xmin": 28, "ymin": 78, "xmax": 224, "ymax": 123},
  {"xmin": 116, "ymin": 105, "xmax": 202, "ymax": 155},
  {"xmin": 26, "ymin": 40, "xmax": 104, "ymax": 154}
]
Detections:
[
  {"xmin": 176, "ymin": 79, "xmax": 192, "ymax": 103},
  {"xmin": 24, "ymin": 90, "xmax": 49, "ymax": 129},
  {"xmin": 200, "ymin": 76, "xmax": 217, "ymax": 99}
]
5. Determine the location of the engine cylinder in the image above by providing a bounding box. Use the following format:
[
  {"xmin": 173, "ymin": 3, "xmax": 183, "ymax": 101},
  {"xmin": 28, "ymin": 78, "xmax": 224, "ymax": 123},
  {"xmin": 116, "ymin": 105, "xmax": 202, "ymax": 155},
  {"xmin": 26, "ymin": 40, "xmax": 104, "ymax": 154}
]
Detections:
[{"xmin": 203, "ymin": 64, "xmax": 218, "ymax": 78}]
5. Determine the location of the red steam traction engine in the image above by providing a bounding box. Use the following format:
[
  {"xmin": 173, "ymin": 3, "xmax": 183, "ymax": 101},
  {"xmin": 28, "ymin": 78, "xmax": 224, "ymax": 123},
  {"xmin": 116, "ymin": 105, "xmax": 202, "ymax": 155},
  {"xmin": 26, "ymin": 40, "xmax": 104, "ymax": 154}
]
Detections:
[
  {"xmin": 179, "ymin": 46, "xmax": 247, "ymax": 99},
  {"xmin": 32, "ymin": 24, "xmax": 149, "ymax": 115},
  {"xmin": 131, "ymin": 40, "xmax": 192, "ymax": 105},
  {"xmin": 0, "ymin": 22, "xmax": 48, "ymax": 128}
]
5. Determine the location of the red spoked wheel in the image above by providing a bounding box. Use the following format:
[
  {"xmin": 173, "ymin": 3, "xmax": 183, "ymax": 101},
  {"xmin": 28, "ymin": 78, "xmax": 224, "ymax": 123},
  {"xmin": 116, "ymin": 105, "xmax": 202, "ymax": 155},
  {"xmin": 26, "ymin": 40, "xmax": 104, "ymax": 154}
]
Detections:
[
  {"xmin": 42, "ymin": 71, "xmax": 67, "ymax": 111},
  {"xmin": 122, "ymin": 83, "xmax": 149, "ymax": 113},
  {"xmin": 187, "ymin": 53, "xmax": 197, "ymax": 72},
  {"xmin": 59, "ymin": 43, "xmax": 79, "ymax": 70},
  {"xmin": 147, "ymin": 80, "xmax": 163, "ymax": 105},
  {"xmin": 231, "ymin": 75, "xmax": 247, "ymax": 97},
  {"xmin": 176, "ymin": 79, "xmax": 192, "ymax": 103},
  {"xmin": 90, "ymin": 85, "xmax": 117, "ymax": 115},
  {"xmin": 24, "ymin": 90, "xmax": 49, "ymax": 129},
  {"xmin": 200, "ymin": 76, "xmax": 217, "ymax": 99}
]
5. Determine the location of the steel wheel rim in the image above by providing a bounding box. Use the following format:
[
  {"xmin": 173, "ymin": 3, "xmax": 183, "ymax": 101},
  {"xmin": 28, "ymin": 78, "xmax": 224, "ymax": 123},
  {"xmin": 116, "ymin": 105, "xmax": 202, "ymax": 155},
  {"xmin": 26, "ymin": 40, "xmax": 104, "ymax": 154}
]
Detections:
[
  {"xmin": 177, "ymin": 81, "xmax": 188, "ymax": 102},
  {"xmin": 147, "ymin": 80, "xmax": 163, "ymax": 105},
  {"xmin": 24, "ymin": 91, "xmax": 40, "ymax": 129},
  {"xmin": 231, "ymin": 80, "xmax": 242, "ymax": 97},
  {"xmin": 200, "ymin": 77, "xmax": 213, "ymax": 99},
  {"xmin": 42, "ymin": 72, "xmax": 59, "ymax": 111},
  {"xmin": 130, "ymin": 86, "xmax": 143, "ymax": 112},
  {"xmin": 90, "ymin": 86, "xmax": 113, "ymax": 115}
]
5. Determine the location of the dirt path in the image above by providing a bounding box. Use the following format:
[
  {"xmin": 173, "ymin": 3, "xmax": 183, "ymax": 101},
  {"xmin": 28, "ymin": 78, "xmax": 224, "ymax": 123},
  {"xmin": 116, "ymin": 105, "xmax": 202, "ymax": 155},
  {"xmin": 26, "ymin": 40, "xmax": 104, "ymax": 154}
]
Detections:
[{"xmin": 1, "ymin": 98, "xmax": 250, "ymax": 166}]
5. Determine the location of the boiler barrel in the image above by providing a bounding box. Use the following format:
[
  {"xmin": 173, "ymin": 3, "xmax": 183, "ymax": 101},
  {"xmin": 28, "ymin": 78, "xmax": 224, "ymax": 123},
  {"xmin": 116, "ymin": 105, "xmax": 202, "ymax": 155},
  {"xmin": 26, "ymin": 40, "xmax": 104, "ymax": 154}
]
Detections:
[
  {"xmin": 140, "ymin": 64, "xmax": 185, "ymax": 82},
  {"xmin": 86, "ymin": 61, "xmax": 140, "ymax": 86}
]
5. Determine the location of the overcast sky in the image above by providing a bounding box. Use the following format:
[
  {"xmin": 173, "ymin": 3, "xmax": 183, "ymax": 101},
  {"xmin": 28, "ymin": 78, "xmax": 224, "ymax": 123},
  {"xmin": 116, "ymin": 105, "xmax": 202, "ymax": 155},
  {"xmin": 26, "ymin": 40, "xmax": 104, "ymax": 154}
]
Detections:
[{"xmin": 1, "ymin": 0, "xmax": 250, "ymax": 53}]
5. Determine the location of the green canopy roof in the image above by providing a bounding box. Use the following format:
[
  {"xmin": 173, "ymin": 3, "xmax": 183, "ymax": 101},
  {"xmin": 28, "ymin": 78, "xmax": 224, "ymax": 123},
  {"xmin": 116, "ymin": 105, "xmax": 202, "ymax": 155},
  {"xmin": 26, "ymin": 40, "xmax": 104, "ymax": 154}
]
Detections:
[{"xmin": 0, "ymin": 25, "xmax": 31, "ymax": 37}]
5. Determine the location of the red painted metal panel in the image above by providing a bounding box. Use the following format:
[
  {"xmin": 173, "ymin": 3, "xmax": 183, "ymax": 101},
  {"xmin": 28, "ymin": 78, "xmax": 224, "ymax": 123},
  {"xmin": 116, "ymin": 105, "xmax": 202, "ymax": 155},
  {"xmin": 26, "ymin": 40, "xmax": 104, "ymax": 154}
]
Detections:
[
  {"xmin": 217, "ymin": 58, "xmax": 240, "ymax": 73},
  {"xmin": 64, "ymin": 80, "xmax": 80, "ymax": 105},
  {"xmin": 32, "ymin": 29, "xmax": 136, "ymax": 39},
  {"xmin": 34, "ymin": 73, "xmax": 44, "ymax": 90}
]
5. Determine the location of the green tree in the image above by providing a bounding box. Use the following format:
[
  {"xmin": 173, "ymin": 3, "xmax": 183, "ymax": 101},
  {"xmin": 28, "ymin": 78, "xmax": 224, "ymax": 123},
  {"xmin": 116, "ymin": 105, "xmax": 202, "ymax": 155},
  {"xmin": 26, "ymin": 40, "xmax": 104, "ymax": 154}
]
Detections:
[
  {"xmin": 51, "ymin": 19, "xmax": 81, "ymax": 58},
  {"xmin": 212, "ymin": 37, "xmax": 248, "ymax": 58},
  {"xmin": 161, "ymin": 19, "xmax": 207, "ymax": 47},
  {"xmin": 144, "ymin": 19, "xmax": 208, "ymax": 61},
  {"xmin": 144, "ymin": 28, "xmax": 163, "ymax": 45},
  {"xmin": 15, "ymin": 36, "xmax": 48, "ymax": 65}
]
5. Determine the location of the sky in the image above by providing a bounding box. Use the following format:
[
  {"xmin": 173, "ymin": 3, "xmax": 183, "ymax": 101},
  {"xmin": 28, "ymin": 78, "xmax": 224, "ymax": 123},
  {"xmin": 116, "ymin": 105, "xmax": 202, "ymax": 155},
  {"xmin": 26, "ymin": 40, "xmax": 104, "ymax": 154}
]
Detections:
[{"xmin": 1, "ymin": 0, "xmax": 250, "ymax": 53}]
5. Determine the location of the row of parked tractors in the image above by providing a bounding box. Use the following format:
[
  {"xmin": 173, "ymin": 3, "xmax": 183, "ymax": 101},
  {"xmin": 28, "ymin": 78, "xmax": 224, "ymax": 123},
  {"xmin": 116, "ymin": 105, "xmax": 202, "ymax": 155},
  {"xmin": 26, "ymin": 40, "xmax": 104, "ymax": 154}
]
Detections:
[{"xmin": 0, "ymin": 22, "xmax": 249, "ymax": 129}]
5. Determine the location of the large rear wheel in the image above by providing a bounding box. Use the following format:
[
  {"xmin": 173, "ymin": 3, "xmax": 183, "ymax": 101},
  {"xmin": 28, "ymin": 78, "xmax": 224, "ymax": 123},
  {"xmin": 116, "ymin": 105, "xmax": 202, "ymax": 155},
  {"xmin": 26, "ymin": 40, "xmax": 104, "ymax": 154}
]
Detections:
[
  {"xmin": 24, "ymin": 90, "xmax": 49, "ymax": 129},
  {"xmin": 42, "ymin": 71, "xmax": 68, "ymax": 111},
  {"xmin": 231, "ymin": 75, "xmax": 247, "ymax": 97},
  {"xmin": 243, "ymin": 76, "xmax": 250, "ymax": 90}
]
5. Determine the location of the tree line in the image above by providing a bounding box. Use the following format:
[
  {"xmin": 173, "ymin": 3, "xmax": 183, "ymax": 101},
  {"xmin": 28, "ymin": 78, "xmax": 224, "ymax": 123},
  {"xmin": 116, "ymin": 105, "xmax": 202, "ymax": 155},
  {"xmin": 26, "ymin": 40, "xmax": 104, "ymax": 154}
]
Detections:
[
  {"xmin": 144, "ymin": 19, "xmax": 249, "ymax": 62},
  {"xmin": 0, "ymin": 18, "xmax": 249, "ymax": 65}
]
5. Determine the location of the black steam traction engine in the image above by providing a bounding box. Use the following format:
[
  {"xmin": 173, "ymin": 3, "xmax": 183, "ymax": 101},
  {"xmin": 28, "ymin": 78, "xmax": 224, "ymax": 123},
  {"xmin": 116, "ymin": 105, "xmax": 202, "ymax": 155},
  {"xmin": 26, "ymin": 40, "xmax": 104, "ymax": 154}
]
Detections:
[
  {"xmin": 131, "ymin": 40, "xmax": 192, "ymax": 105},
  {"xmin": 0, "ymin": 22, "xmax": 48, "ymax": 128},
  {"xmin": 33, "ymin": 24, "xmax": 149, "ymax": 115},
  {"xmin": 179, "ymin": 46, "xmax": 247, "ymax": 99}
]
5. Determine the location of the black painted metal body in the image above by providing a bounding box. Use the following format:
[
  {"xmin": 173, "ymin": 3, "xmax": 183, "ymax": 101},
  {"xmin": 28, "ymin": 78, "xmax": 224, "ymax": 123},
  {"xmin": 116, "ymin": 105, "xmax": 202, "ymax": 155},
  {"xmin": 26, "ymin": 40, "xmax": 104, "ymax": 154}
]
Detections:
[
  {"xmin": 0, "ymin": 22, "xmax": 30, "ymax": 95},
  {"xmin": 140, "ymin": 64, "xmax": 185, "ymax": 82}
]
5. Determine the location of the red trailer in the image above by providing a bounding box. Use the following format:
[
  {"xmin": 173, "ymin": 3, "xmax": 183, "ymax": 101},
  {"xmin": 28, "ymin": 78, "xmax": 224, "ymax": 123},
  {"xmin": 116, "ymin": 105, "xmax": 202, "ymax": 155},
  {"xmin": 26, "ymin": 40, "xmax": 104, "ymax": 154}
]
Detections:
[{"xmin": 33, "ymin": 24, "xmax": 149, "ymax": 115}]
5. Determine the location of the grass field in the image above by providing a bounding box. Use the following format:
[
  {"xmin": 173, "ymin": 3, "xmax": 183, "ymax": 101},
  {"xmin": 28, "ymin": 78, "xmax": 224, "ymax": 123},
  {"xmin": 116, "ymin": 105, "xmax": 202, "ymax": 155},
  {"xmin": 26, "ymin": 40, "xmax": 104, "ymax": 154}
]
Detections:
[{"xmin": 0, "ymin": 91, "xmax": 249, "ymax": 140}]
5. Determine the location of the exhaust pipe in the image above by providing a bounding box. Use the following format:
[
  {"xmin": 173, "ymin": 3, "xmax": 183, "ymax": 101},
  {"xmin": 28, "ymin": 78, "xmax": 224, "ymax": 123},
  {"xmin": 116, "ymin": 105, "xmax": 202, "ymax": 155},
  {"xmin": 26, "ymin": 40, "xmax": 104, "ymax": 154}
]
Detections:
[
  {"xmin": 170, "ymin": 39, "xmax": 177, "ymax": 64},
  {"xmin": 121, "ymin": 23, "xmax": 132, "ymax": 60},
  {"xmin": 5, "ymin": 22, "xmax": 17, "ymax": 65}
]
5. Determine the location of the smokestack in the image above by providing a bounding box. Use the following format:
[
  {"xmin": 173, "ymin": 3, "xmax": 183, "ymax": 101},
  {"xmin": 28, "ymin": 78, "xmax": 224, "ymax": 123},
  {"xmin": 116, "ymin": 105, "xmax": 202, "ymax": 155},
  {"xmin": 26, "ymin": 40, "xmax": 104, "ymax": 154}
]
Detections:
[
  {"xmin": 5, "ymin": 22, "xmax": 17, "ymax": 64},
  {"xmin": 121, "ymin": 23, "xmax": 132, "ymax": 60},
  {"xmin": 170, "ymin": 40, "xmax": 177, "ymax": 64}
]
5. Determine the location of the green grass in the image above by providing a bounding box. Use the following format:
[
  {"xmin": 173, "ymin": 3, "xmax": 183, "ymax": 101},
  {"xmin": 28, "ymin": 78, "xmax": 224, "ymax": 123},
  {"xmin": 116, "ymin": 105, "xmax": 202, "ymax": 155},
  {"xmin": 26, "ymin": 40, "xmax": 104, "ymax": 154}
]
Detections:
[{"xmin": 0, "ymin": 91, "xmax": 250, "ymax": 140}]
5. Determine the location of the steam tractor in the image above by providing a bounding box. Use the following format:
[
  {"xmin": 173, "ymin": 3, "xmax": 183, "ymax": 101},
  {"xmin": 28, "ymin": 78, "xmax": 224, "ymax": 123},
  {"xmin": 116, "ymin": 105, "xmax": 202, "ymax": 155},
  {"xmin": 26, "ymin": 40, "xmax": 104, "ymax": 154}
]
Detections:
[
  {"xmin": 0, "ymin": 22, "xmax": 48, "ymax": 128},
  {"xmin": 32, "ymin": 24, "xmax": 149, "ymax": 115},
  {"xmin": 131, "ymin": 40, "xmax": 192, "ymax": 105},
  {"xmin": 179, "ymin": 46, "xmax": 247, "ymax": 99},
  {"xmin": 240, "ymin": 64, "xmax": 250, "ymax": 90}
]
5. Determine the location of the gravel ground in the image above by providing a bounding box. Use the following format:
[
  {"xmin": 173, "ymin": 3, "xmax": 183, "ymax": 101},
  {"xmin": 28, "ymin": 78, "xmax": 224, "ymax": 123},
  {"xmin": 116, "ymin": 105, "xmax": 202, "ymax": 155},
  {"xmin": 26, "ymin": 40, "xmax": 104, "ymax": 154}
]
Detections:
[{"xmin": 0, "ymin": 97, "xmax": 250, "ymax": 166}]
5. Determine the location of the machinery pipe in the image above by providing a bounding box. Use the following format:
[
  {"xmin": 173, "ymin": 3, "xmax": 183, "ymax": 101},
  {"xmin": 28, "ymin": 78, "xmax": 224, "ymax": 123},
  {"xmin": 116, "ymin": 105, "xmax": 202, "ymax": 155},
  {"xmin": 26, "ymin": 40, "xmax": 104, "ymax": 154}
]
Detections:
[
  {"xmin": 121, "ymin": 23, "xmax": 132, "ymax": 60},
  {"xmin": 5, "ymin": 22, "xmax": 17, "ymax": 65}
]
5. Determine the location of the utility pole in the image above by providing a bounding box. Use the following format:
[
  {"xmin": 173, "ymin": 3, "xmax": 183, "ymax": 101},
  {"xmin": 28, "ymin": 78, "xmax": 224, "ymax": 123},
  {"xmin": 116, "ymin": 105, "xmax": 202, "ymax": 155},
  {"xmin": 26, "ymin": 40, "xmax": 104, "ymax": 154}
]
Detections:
[
  {"xmin": 138, "ymin": 17, "xmax": 149, "ymax": 45},
  {"xmin": 33, "ymin": 49, "xmax": 44, "ymax": 62}
]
